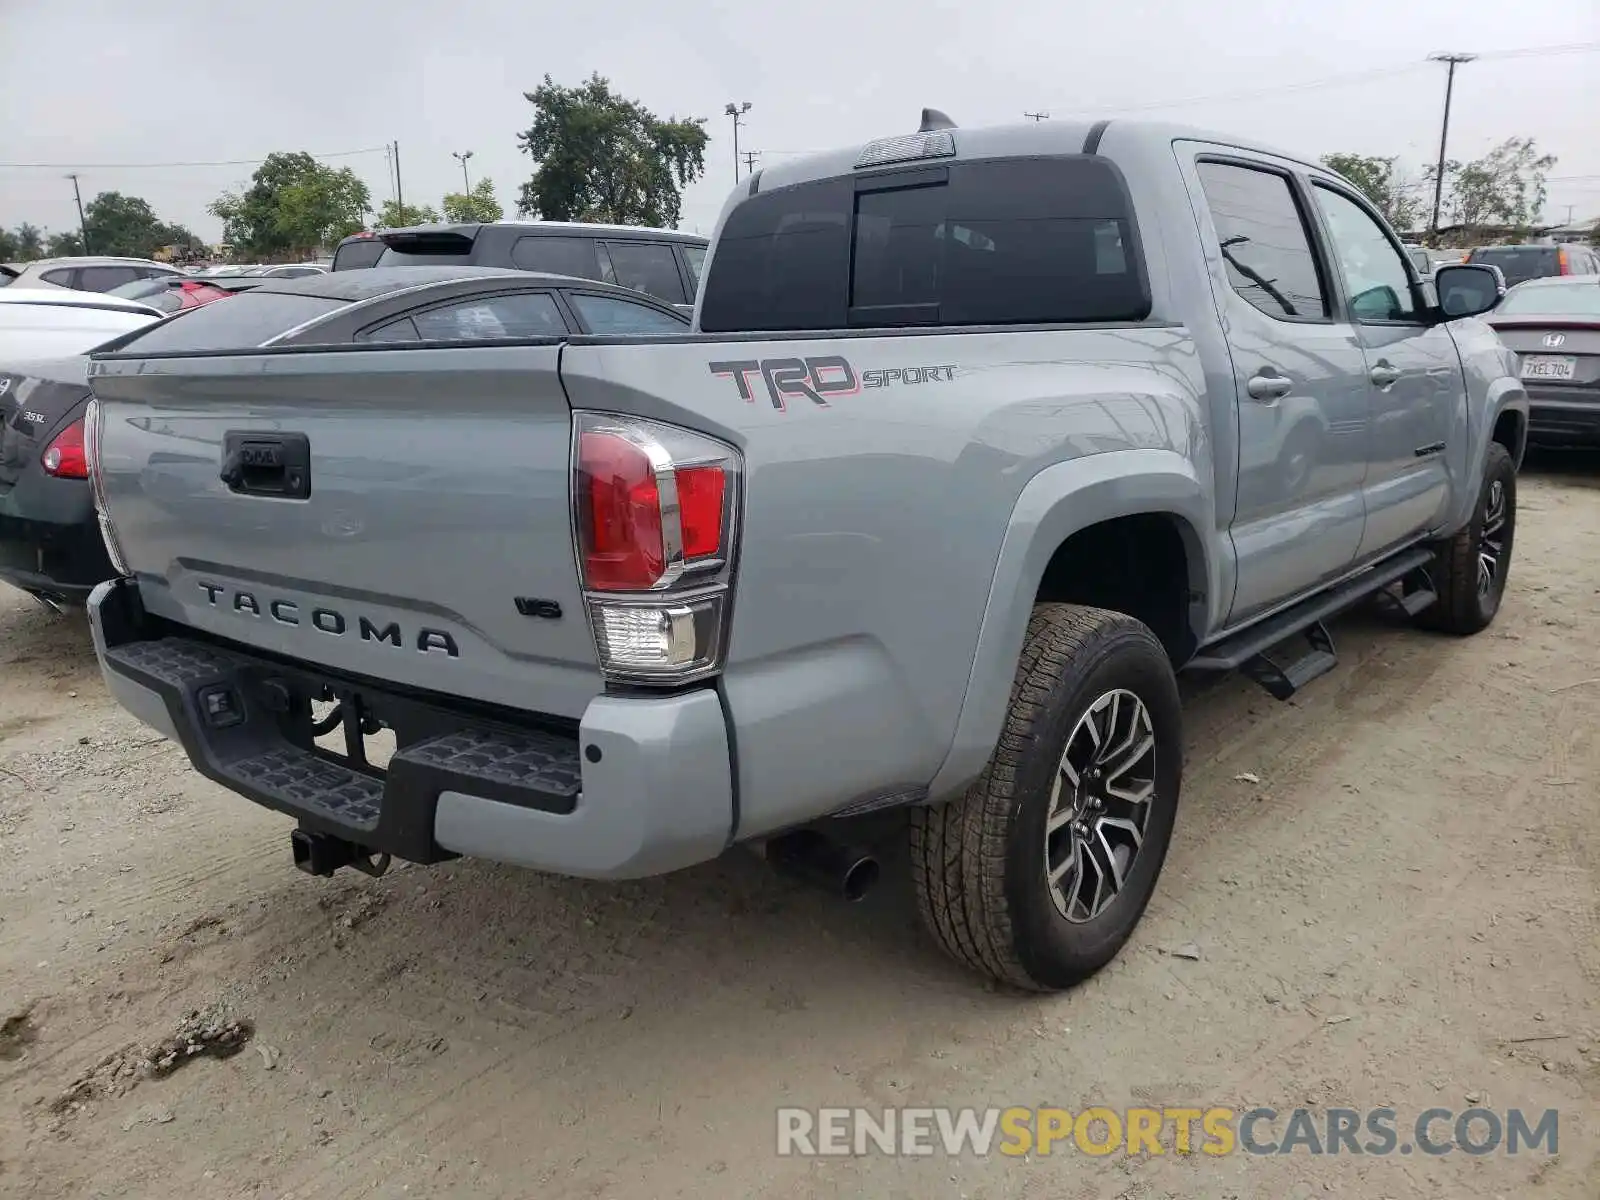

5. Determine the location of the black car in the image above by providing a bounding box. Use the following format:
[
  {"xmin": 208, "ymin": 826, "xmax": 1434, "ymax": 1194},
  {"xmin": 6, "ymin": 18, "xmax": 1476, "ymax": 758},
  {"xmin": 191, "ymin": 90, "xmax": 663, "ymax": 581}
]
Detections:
[
  {"xmin": 0, "ymin": 356, "xmax": 114, "ymax": 607},
  {"xmin": 331, "ymin": 222, "xmax": 708, "ymax": 313},
  {"xmin": 1467, "ymin": 243, "xmax": 1600, "ymax": 288},
  {"xmin": 0, "ymin": 267, "xmax": 688, "ymax": 607}
]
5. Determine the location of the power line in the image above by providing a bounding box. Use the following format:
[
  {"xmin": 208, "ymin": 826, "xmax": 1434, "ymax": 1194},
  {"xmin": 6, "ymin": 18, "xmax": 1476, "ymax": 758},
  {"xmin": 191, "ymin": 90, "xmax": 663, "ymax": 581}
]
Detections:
[{"xmin": 0, "ymin": 147, "xmax": 390, "ymax": 170}]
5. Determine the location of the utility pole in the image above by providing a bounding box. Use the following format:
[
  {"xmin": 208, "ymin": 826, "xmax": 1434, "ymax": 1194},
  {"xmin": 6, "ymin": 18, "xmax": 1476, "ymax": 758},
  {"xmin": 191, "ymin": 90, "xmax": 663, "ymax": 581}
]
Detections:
[
  {"xmin": 724, "ymin": 102, "xmax": 751, "ymax": 182},
  {"xmin": 1023, "ymin": 111, "xmax": 1050, "ymax": 122},
  {"xmin": 452, "ymin": 150, "xmax": 474, "ymax": 193},
  {"xmin": 393, "ymin": 141, "xmax": 404, "ymax": 215},
  {"xmin": 742, "ymin": 150, "xmax": 761, "ymax": 177},
  {"xmin": 66, "ymin": 173, "xmax": 90, "ymax": 253},
  {"xmin": 1427, "ymin": 52, "xmax": 1476, "ymax": 245},
  {"xmin": 385, "ymin": 145, "xmax": 397, "ymax": 205}
]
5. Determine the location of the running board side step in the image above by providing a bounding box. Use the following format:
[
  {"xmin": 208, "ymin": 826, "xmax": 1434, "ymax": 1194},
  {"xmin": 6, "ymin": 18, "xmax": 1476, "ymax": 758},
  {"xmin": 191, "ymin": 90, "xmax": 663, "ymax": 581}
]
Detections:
[{"xmin": 1186, "ymin": 546, "xmax": 1436, "ymax": 700}]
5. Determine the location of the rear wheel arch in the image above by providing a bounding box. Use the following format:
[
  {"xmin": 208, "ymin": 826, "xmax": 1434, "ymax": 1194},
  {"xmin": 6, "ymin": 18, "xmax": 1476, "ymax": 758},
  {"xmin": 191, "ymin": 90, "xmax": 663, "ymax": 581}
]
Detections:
[
  {"xmin": 927, "ymin": 452, "xmax": 1214, "ymax": 799},
  {"xmin": 1035, "ymin": 511, "xmax": 1205, "ymax": 666}
]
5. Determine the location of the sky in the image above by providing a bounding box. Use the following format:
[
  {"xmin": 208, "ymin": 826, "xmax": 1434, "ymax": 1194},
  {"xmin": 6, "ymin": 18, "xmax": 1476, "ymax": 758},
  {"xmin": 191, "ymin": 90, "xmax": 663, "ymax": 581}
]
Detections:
[{"xmin": 2, "ymin": 0, "xmax": 1596, "ymax": 248}]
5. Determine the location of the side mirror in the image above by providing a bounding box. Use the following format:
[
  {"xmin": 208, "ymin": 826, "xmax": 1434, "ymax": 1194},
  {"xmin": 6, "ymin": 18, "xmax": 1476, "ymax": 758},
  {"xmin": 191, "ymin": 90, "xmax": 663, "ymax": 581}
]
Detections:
[{"xmin": 1435, "ymin": 264, "xmax": 1501, "ymax": 319}]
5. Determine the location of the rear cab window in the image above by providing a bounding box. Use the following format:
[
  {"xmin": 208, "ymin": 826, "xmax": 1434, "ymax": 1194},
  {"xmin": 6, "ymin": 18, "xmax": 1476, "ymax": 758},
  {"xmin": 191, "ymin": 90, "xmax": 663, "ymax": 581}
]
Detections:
[
  {"xmin": 101, "ymin": 292, "xmax": 347, "ymax": 354},
  {"xmin": 699, "ymin": 156, "xmax": 1151, "ymax": 331}
]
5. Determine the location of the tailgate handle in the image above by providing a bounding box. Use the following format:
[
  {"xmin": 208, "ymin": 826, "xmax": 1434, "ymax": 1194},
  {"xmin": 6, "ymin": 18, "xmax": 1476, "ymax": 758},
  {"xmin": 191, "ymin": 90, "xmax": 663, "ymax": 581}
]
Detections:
[{"xmin": 221, "ymin": 432, "xmax": 311, "ymax": 499}]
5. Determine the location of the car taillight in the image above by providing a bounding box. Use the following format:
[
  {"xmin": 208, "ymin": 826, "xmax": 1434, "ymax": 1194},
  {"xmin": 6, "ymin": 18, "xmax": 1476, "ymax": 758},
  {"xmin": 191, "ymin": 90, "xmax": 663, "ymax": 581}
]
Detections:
[
  {"xmin": 83, "ymin": 399, "xmax": 130, "ymax": 575},
  {"xmin": 41, "ymin": 418, "xmax": 88, "ymax": 479},
  {"xmin": 573, "ymin": 412, "xmax": 740, "ymax": 684},
  {"xmin": 1557, "ymin": 248, "xmax": 1571, "ymax": 275}
]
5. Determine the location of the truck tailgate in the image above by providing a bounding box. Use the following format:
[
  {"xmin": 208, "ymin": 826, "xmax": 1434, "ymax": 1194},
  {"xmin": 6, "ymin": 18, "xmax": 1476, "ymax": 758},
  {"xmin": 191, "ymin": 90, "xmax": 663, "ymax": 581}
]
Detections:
[{"xmin": 88, "ymin": 344, "xmax": 601, "ymax": 718}]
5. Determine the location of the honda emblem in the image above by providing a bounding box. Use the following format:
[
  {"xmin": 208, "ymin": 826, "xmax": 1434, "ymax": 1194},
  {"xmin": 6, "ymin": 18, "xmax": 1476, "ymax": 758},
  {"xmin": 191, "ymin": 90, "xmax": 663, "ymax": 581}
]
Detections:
[{"xmin": 1543, "ymin": 333, "xmax": 1566, "ymax": 348}]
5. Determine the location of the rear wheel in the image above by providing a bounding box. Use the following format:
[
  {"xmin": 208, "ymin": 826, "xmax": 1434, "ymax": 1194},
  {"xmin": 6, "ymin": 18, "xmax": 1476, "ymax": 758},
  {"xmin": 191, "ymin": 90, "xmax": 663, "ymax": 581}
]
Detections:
[
  {"xmin": 910, "ymin": 604, "xmax": 1182, "ymax": 990},
  {"xmin": 1421, "ymin": 442, "xmax": 1516, "ymax": 635}
]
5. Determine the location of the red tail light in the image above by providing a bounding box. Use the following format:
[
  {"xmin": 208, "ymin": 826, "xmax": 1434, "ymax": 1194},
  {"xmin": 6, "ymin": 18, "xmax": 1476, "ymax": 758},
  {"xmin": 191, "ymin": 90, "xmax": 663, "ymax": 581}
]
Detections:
[
  {"xmin": 41, "ymin": 418, "xmax": 88, "ymax": 479},
  {"xmin": 675, "ymin": 466, "xmax": 727, "ymax": 558},
  {"xmin": 572, "ymin": 413, "xmax": 741, "ymax": 684},
  {"xmin": 580, "ymin": 430, "xmax": 667, "ymax": 591},
  {"xmin": 1557, "ymin": 248, "xmax": 1571, "ymax": 275},
  {"xmin": 577, "ymin": 424, "xmax": 732, "ymax": 592}
]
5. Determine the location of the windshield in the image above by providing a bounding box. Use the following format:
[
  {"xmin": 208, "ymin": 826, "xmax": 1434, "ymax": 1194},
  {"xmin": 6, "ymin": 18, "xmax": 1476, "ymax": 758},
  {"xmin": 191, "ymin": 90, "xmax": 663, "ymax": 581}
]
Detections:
[{"xmin": 1495, "ymin": 283, "xmax": 1600, "ymax": 318}]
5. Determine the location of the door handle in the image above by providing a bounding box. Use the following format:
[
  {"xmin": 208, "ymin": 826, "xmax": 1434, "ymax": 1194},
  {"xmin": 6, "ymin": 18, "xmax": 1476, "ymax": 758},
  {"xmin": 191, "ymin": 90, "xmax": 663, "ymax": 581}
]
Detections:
[
  {"xmin": 1246, "ymin": 370, "xmax": 1293, "ymax": 401},
  {"xmin": 1369, "ymin": 361, "xmax": 1400, "ymax": 389}
]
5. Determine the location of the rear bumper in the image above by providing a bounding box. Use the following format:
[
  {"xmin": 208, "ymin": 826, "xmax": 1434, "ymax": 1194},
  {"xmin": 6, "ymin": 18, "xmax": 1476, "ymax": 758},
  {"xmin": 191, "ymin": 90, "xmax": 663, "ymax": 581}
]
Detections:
[
  {"xmin": 0, "ymin": 478, "xmax": 113, "ymax": 600},
  {"xmin": 88, "ymin": 577, "xmax": 734, "ymax": 879},
  {"xmin": 1526, "ymin": 386, "xmax": 1600, "ymax": 445}
]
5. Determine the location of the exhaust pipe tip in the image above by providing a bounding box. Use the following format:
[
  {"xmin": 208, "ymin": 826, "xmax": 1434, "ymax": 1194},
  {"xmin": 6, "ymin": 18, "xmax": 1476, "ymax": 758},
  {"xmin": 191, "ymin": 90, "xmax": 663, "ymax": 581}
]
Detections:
[
  {"xmin": 766, "ymin": 830, "xmax": 881, "ymax": 902},
  {"xmin": 840, "ymin": 853, "xmax": 880, "ymax": 902}
]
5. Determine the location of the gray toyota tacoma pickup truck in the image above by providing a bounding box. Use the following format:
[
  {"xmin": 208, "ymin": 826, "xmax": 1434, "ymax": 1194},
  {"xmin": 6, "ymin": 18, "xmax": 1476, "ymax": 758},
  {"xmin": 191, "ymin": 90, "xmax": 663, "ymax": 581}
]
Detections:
[{"xmin": 82, "ymin": 114, "xmax": 1526, "ymax": 991}]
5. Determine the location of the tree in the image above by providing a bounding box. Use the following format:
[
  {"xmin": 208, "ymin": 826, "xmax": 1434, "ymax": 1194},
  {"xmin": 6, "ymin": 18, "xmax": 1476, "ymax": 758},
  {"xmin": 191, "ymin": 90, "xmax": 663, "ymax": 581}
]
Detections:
[
  {"xmin": 79, "ymin": 192, "xmax": 203, "ymax": 259},
  {"xmin": 1320, "ymin": 154, "xmax": 1421, "ymax": 232},
  {"xmin": 1423, "ymin": 137, "xmax": 1557, "ymax": 234},
  {"xmin": 374, "ymin": 199, "xmax": 440, "ymax": 228},
  {"xmin": 516, "ymin": 73, "xmax": 707, "ymax": 227},
  {"xmin": 15, "ymin": 223, "xmax": 44, "ymax": 260},
  {"xmin": 442, "ymin": 178, "xmax": 503, "ymax": 224},
  {"xmin": 82, "ymin": 192, "xmax": 162, "ymax": 257},
  {"xmin": 210, "ymin": 152, "xmax": 372, "ymax": 258},
  {"xmin": 0, "ymin": 229, "xmax": 16, "ymax": 260},
  {"xmin": 45, "ymin": 231, "xmax": 83, "ymax": 257}
]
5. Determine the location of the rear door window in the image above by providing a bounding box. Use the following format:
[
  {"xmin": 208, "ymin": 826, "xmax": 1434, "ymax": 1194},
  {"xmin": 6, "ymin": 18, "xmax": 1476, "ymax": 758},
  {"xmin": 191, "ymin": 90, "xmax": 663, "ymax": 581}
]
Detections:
[
  {"xmin": 1195, "ymin": 161, "xmax": 1329, "ymax": 321},
  {"xmin": 682, "ymin": 244, "xmax": 707, "ymax": 291},
  {"xmin": 406, "ymin": 292, "xmax": 569, "ymax": 341},
  {"xmin": 511, "ymin": 235, "xmax": 602, "ymax": 279},
  {"xmin": 602, "ymin": 241, "xmax": 687, "ymax": 305},
  {"xmin": 700, "ymin": 157, "xmax": 1149, "ymax": 332},
  {"xmin": 567, "ymin": 292, "xmax": 688, "ymax": 334},
  {"xmin": 78, "ymin": 266, "xmax": 143, "ymax": 292},
  {"xmin": 41, "ymin": 268, "xmax": 78, "ymax": 288}
]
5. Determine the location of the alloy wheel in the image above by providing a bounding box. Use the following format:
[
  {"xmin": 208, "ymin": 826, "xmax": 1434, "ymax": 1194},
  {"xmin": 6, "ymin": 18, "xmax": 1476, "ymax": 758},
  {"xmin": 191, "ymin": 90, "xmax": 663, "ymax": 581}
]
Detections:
[
  {"xmin": 1044, "ymin": 689, "xmax": 1158, "ymax": 923},
  {"xmin": 1477, "ymin": 479, "xmax": 1508, "ymax": 599}
]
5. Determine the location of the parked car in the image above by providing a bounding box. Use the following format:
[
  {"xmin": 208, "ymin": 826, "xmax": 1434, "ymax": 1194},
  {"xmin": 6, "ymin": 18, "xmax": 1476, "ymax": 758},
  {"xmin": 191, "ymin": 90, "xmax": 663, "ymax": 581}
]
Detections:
[
  {"xmin": 1, "ymin": 256, "xmax": 184, "ymax": 293},
  {"xmin": 5, "ymin": 268, "xmax": 682, "ymax": 609},
  {"xmin": 107, "ymin": 275, "xmax": 263, "ymax": 314},
  {"xmin": 1486, "ymin": 276, "xmax": 1600, "ymax": 445},
  {"xmin": 331, "ymin": 222, "xmax": 707, "ymax": 312},
  {"xmin": 0, "ymin": 288, "xmax": 161, "ymax": 360},
  {"xmin": 1466, "ymin": 243, "xmax": 1600, "ymax": 288},
  {"xmin": 84, "ymin": 116, "xmax": 1523, "ymax": 992},
  {"xmin": 0, "ymin": 292, "xmax": 163, "ymax": 607}
]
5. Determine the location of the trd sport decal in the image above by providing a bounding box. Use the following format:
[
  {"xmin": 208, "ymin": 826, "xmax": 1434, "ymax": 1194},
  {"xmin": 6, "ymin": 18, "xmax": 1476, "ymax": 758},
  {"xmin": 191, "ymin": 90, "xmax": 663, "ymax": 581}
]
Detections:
[{"xmin": 709, "ymin": 357, "xmax": 956, "ymax": 410}]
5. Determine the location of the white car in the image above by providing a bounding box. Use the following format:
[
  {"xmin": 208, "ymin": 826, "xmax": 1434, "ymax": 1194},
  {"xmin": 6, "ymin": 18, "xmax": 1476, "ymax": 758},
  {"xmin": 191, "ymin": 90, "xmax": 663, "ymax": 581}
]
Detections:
[
  {"xmin": 1, "ymin": 256, "xmax": 183, "ymax": 293},
  {"xmin": 0, "ymin": 287, "xmax": 162, "ymax": 359}
]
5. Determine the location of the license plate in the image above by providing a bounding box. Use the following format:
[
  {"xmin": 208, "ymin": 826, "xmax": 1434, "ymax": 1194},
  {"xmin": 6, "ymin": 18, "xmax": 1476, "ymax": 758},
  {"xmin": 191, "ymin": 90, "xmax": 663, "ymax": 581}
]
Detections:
[{"xmin": 1521, "ymin": 355, "xmax": 1577, "ymax": 381}]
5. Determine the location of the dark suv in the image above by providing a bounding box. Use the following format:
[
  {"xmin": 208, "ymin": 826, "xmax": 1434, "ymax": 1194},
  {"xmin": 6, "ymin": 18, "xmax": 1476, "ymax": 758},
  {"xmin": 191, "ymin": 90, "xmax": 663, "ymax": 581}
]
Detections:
[
  {"xmin": 331, "ymin": 222, "xmax": 708, "ymax": 312},
  {"xmin": 1466, "ymin": 243, "xmax": 1599, "ymax": 288}
]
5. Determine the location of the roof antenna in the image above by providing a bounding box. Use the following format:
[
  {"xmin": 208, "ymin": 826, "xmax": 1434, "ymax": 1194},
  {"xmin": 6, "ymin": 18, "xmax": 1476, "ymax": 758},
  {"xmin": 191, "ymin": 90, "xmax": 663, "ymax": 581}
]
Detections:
[{"xmin": 918, "ymin": 108, "xmax": 956, "ymax": 132}]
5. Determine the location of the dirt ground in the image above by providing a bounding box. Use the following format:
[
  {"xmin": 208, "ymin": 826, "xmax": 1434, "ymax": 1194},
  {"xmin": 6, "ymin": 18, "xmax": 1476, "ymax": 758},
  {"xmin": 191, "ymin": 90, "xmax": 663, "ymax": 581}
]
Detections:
[{"xmin": 1, "ymin": 456, "xmax": 1597, "ymax": 1200}]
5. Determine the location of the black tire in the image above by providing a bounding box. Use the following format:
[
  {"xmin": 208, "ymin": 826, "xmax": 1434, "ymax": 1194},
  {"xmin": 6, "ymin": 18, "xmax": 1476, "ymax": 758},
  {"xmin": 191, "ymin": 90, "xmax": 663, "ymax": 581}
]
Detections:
[
  {"xmin": 1420, "ymin": 442, "xmax": 1516, "ymax": 635},
  {"xmin": 909, "ymin": 604, "xmax": 1183, "ymax": 991}
]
